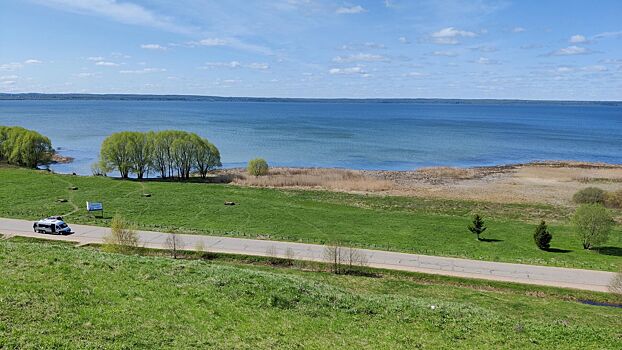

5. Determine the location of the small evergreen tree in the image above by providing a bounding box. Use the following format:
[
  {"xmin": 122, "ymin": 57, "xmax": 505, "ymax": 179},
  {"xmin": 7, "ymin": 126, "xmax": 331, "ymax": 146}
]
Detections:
[
  {"xmin": 533, "ymin": 220, "xmax": 552, "ymax": 250},
  {"xmin": 468, "ymin": 214, "xmax": 487, "ymax": 241}
]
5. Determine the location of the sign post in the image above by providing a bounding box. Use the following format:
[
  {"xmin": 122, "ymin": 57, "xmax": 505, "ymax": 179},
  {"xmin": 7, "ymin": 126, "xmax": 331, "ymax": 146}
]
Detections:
[{"xmin": 86, "ymin": 201, "xmax": 104, "ymax": 218}]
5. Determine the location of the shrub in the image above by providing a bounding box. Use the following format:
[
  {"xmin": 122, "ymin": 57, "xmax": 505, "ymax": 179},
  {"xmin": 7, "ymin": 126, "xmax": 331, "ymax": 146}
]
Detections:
[
  {"xmin": 604, "ymin": 189, "xmax": 622, "ymax": 209},
  {"xmin": 247, "ymin": 158, "xmax": 269, "ymax": 176},
  {"xmin": 103, "ymin": 215, "xmax": 139, "ymax": 253},
  {"xmin": 165, "ymin": 233, "xmax": 185, "ymax": 259},
  {"xmin": 572, "ymin": 187, "xmax": 606, "ymax": 205},
  {"xmin": 468, "ymin": 214, "xmax": 487, "ymax": 241},
  {"xmin": 572, "ymin": 204, "xmax": 615, "ymax": 250},
  {"xmin": 533, "ymin": 220, "xmax": 552, "ymax": 250}
]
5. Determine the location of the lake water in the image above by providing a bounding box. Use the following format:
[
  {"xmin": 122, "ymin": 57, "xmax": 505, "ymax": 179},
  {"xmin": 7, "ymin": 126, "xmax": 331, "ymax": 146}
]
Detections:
[{"xmin": 0, "ymin": 99, "xmax": 621, "ymax": 175}]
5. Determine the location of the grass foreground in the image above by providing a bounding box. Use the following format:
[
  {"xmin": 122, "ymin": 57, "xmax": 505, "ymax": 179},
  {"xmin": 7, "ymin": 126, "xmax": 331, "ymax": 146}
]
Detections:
[
  {"xmin": 0, "ymin": 167, "xmax": 621, "ymax": 271},
  {"xmin": 1, "ymin": 238, "xmax": 621, "ymax": 349}
]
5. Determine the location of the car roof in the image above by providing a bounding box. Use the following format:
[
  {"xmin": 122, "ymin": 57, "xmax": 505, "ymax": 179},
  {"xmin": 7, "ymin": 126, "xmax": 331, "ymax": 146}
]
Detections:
[{"xmin": 37, "ymin": 218, "xmax": 66, "ymax": 224}]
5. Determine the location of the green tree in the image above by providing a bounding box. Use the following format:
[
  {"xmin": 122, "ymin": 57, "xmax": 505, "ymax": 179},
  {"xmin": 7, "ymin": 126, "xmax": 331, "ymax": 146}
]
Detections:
[
  {"xmin": 0, "ymin": 126, "xmax": 53, "ymax": 168},
  {"xmin": 195, "ymin": 138, "xmax": 221, "ymax": 178},
  {"xmin": 100, "ymin": 132, "xmax": 133, "ymax": 178},
  {"xmin": 149, "ymin": 130, "xmax": 182, "ymax": 179},
  {"xmin": 171, "ymin": 132, "xmax": 197, "ymax": 179},
  {"xmin": 126, "ymin": 131, "xmax": 151, "ymax": 179},
  {"xmin": 573, "ymin": 204, "xmax": 615, "ymax": 250},
  {"xmin": 247, "ymin": 158, "xmax": 269, "ymax": 176},
  {"xmin": 468, "ymin": 214, "xmax": 487, "ymax": 241},
  {"xmin": 533, "ymin": 220, "xmax": 552, "ymax": 250}
]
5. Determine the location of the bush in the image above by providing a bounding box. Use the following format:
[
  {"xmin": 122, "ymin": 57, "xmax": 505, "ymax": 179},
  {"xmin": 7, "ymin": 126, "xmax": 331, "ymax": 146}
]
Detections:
[
  {"xmin": 604, "ymin": 189, "xmax": 622, "ymax": 209},
  {"xmin": 103, "ymin": 215, "xmax": 139, "ymax": 253},
  {"xmin": 572, "ymin": 204, "xmax": 615, "ymax": 250},
  {"xmin": 533, "ymin": 221, "xmax": 552, "ymax": 250},
  {"xmin": 247, "ymin": 158, "xmax": 269, "ymax": 176},
  {"xmin": 572, "ymin": 187, "xmax": 606, "ymax": 205}
]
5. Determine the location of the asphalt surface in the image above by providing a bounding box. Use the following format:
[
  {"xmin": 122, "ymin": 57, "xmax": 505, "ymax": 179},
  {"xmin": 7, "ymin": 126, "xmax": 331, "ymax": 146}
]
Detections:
[{"xmin": 0, "ymin": 217, "xmax": 616, "ymax": 292}]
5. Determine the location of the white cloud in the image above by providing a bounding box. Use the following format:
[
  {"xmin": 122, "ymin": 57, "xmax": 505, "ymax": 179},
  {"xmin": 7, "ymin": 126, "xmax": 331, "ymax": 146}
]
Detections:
[
  {"xmin": 398, "ymin": 36, "xmax": 410, "ymax": 44},
  {"xmin": 512, "ymin": 27, "xmax": 525, "ymax": 33},
  {"xmin": 335, "ymin": 5, "xmax": 366, "ymax": 14},
  {"xmin": 36, "ymin": 0, "xmax": 195, "ymax": 35},
  {"xmin": 582, "ymin": 65, "xmax": 607, "ymax": 72},
  {"xmin": 549, "ymin": 45, "xmax": 590, "ymax": 56},
  {"xmin": 569, "ymin": 34, "xmax": 587, "ymax": 43},
  {"xmin": 0, "ymin": 75, "xmax": 19, "ymax": 80},
  {"xmin": 364, "ymin": 42, "xmax": 385, "ymax": 49},
  {"xmin": 404, "ymin": 72, "xmax": 426, "ymax": 77},
  {"xmin": 200, "ymin": 61, "xmax": 269, "ymax": 70},
  {"xmin": 189, "ymin": 37, "xmax": 272, "ymax": 55},
  {"xmin": 196, "ymin": 38, "xmax": 228, "ymax": 46},
  {"xmin": 119, "ymin": 67, "xmax": 166, "ymax": 74},
  {"xmin": 432, "ymin": 51, "xmax": 458, "ymax": 57},
  {"xmin": 0, "ymin": 80, "xmax": 16, "ymax": 85},
  {"xmin": 593, "ymin": 31, "xmax": 622, "ymax": 40},
  {"xmin": 75, "ymin": 72, "xmax": 97, "ymax": 77},
  {"xmin": 332, "ymin": 53, "xmax": 386, "ymax": 63},
  {"xmin": 140, "ymin": 44, "xmax": 167, "ymax": 50},
  {"xmin": 0, "ymin": 63, "xmax": 23, "ymax": 71},
  {"xmin": 475, "ymin": 57, "xmax": 499, "ymax": 65},
  {"xmin": 24, "ymin": 59, "xmax": 42, "ymax": 64},
  {"xmin": 87, "ymin": 56, "xmax": 104, "ymax": 61},
  {"xmin": 431, "ymin": 27, "xmax": 477, "ymax": 45},
  {"xmin": 329, "ymin": 66, "xmax": 367, "ymax": 75},
  {"xmin": 247, "ymin": 62, "xmax": 269, "ymax": 70},
  {"xmin": 95, "ymin": 61, "xmax": 119, "ymax": 66}
]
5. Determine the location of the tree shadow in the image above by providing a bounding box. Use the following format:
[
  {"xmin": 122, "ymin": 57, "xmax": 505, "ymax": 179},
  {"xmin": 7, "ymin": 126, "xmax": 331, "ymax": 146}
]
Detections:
[
  {"xmin": 546, "ymin": 248, "xmax": 572, "ymax": 253},
  {"xmin": 479, "ymin": 238, "xmax": 503, "ymax": 243},
  {"xmin": 595, "ymin": 246, "xmax": 622, "ymax": 256}
]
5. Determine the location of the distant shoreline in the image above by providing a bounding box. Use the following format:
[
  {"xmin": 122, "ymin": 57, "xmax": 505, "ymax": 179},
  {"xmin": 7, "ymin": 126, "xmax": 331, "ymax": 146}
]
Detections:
[{"xmin": 1, "ymin": 93, "xmax": 621, "ymax": 105}]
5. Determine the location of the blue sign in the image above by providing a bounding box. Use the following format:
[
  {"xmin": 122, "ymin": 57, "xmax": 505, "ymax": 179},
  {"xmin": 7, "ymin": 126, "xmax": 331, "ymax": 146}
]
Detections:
[{"xmin": 86, "ymin": 202, "xmax": 103, "ymax": 211}]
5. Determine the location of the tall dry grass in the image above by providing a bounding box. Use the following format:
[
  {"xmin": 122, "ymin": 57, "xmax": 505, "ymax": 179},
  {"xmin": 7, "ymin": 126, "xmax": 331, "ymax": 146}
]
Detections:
[
  {"xmin": 233, "ymin": 168, "xmax": 393, "ymax": 192},
  {"xmin": 415, "ymin": 167, "xmax": 476, "ymax": 180}
]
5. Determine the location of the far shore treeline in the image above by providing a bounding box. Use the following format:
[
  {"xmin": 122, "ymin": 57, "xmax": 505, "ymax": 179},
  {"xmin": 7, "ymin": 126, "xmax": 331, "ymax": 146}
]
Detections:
[
  {"xmin": 0, "ymin": 126, "xmax": 53, "ymax": 168},
  {"xmin": 96, "ymin": 130, "xmax": 221, "ymax": 179}
]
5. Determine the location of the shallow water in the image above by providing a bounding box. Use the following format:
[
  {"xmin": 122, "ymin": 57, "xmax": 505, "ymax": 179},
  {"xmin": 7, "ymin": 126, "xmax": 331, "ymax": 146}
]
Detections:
[{"xmin": 1, "ymin": 99, "xmax": 621, "ymax": 175}]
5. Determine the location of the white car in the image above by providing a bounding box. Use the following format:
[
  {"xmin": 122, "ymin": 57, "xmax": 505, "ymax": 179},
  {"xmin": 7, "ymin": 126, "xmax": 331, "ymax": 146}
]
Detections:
[{"xmin": 33, "ymin": 216, "xmax": 72, "ymax": 235}]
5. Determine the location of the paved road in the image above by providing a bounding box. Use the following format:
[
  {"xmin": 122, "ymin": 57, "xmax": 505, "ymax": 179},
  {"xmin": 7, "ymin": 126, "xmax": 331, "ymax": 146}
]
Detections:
[{"xmin": 0, "ymin": 217, "xmax": 616, "ymax": 292}]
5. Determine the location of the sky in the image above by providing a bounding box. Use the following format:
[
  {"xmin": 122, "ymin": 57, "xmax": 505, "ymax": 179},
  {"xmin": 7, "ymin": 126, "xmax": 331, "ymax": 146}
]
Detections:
[{"xmin": 1, "ymin": 0, "xmax": 621, "ymax": 100}]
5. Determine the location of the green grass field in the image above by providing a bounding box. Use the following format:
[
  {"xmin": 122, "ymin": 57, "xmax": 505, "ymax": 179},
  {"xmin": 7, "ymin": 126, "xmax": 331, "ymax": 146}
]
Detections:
[
  {"xmin": 1, "ymin": 238, "xmax": 620, "ymax": 349},
  {"xmin": 1, "ymin": 167, "xmax": 621, "ymax": 271}
]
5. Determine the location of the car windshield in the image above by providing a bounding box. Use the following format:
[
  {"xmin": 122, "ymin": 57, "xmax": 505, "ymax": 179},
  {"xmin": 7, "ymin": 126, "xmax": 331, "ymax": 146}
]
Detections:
[{"xmin": 59, "ymin": 223, "xmax": 68, "ymax": 228}]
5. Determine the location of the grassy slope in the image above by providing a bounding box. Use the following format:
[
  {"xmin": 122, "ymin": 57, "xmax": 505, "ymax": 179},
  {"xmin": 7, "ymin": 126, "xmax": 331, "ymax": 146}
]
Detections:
[
  {"xmin": 1, "ymin": 239, "xmax": 620, "ymax": 349},
  {"xmin": 0, "ymin": 167, "xmax": 620, "ymax": 271}
]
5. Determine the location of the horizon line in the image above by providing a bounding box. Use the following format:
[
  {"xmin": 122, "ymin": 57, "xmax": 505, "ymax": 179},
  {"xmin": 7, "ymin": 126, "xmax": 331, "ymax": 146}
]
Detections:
[{"xmin": 1, "ymin": 92, "xmax": 621, "ymax": 104}]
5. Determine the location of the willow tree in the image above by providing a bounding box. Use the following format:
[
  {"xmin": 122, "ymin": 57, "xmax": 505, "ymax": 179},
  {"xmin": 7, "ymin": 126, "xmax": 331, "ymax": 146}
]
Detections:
[
  {"xmin": 171, "ymin": 133, "xmax": 197, "ymax": 179},
  {"xmin": 100, "ymin": 132, "xmax": 133, "ymax": 178},
  {"xmin": 195, "ymin": 138, "xmax": 221, "ymax": 178},
  {"xmin": 127, "ymin": 131, "xmax": 151, "ymax": 179},
  {"xmin": 0, "ymin": 126, "xmax": 53, "ymax": 168}
]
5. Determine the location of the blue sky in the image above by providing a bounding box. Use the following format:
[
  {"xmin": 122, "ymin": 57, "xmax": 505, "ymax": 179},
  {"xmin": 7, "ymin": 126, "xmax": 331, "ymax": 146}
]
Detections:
[{"xmin": 1, "ymin": 0, "xmax": 621, "ymax": 100}]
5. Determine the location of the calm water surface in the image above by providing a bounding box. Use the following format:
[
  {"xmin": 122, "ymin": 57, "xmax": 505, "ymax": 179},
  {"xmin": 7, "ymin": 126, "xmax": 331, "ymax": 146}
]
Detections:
[{"xmin": 0, "ymin": 100, "xmax": 621, "ymax": 174}]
